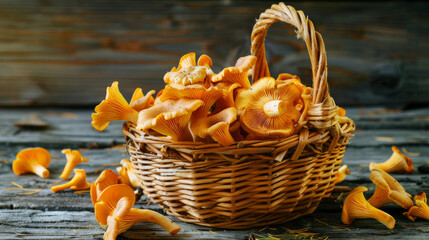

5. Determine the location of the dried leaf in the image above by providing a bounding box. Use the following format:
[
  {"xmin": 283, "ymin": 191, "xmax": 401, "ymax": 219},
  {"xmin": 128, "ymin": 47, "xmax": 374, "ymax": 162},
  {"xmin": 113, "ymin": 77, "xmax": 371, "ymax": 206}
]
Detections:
[
  {"xmin": 314, "ymin": 218, "xmax": 350, "ymax": 231},
  {"xmin": 401, "ymin": 148, "xmax": 420, "ymax": 157},
  {"xmin": 375, "ymin": 137, "xmax": 394, "ymax": 142},
  {"xmin": 60, "ymin": 112, "xmax": 78, "ymax": 119},
  {"xmin": 0, "ymin": 159, "xmax": 10, "ymax": 164},
  {"xmin": 402, "ymin": 225, "xmax": 429, "ymax": 229},
  {"xmin": 13, "ymin": 113, "xmax": 50, "ymax": 130},
  {"xmin": 18, "ymin": 189, "xmax": 41, "ymax": 195}
]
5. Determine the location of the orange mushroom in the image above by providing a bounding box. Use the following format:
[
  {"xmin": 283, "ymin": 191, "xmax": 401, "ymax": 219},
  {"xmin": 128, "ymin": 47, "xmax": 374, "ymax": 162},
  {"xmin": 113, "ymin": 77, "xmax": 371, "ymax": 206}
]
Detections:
[
  {"xmin": 94, "ymin": 184, "xmax": 181, "ymax": 238},
  {"xmin": 367, "ymin": 167, "xmax": 413, "ymax": 209},
  {"xmin": 191, "ymin": 107, "xmax": 237, "ymax": 146},
  {"xmin": 118, "ymin": 159, "xmax": 140, "ymax": 188},
  {"xmin": 342, "ymin": 186, "xmax": 395, "ymax": 229},
  {"xmin": 334, "ymin": 165, "xmax": 351, "ymax": 185},
  {"xmin": 12, "ymin": 147, "xmax": 50, "ymax": 178},
  {"xmin": 164, "ymin": 52, "xmax": 213, "ymax": 86},
  {"xmin": 116, "ymin": 166, "xmax": 132, "ymax": 187},
  {"xmin": 90, "ymin": 169, "xmax": 119, "ymax": 206},
  {"xmin": 235, "ymin": 77, "xmax": 306, "ymax": 139},
  {"xmin": 91, "ymin": 81, "xmax": 139, "ymax": 131},
  {"xmin": 130, "ymin": 88, "xmax": 155, "ymax": 112},
  {"xmin": 211, "ymin": 55, "xmax": 256, "ymax": 89},
  {"xmin": 136, "ymin": 98, "xmax": 204, "ymax": 141},
  {"xmin": 159, "ymin": 83, "xmax": 223, "ymax": 119},
  {"xmin": 51, "ymin": 169, "xmax": 91, "ymax": 193},
  {"xmin": 369, "ymin": 146, "xmax": 414, "ymax": 174},
  {"xmin": 403, "ymin": 192, "xmax": 429, "ymax": 221},
  {"xmin": 59, "ymin": 149, "xmax": 89, "ymax": 180},
  {"xmin": 211, "ymin": 82, "xmax": 241, "ymax": 115}
]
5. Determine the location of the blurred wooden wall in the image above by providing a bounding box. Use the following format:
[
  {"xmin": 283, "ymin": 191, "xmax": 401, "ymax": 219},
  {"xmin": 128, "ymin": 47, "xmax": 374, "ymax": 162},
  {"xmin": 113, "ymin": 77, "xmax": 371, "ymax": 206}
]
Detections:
[{"xmin": 0, "ymin": 0, "xmax": 428, "ymax": 107}]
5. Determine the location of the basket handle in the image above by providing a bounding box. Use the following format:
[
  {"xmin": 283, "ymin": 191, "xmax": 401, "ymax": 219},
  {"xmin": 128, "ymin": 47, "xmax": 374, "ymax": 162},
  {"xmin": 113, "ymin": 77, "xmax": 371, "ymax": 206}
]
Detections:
[{"xmin": 251, "ymin": 2, "xmax": 329, "ymax": 105}]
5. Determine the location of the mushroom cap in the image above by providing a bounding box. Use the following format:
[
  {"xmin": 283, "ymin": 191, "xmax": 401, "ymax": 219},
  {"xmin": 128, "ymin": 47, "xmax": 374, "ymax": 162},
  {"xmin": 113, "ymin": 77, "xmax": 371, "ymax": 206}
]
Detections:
[
  {"xmin": 342, "ymin": 186, "xmax": 368, "ymax": 224},
  {"xmin": 61, "ymin": 149, "xmax": 88, "ymax": 163},
  {"xmin": 13, "ymin": 147, "xmax": 50, "ymax": 176},
  {"xmin": 59, "ymin": 149, "xmax": 89, "ymax": 180},
  {"xmin": 211, "ymin": 82, "xmax": 241, "ymax": 115},
  {"xmin": 90, "ymin": 169, "xmax": 119, "ymax": 206},
  {"xmin": 69, "ymin": 169, "xmax": 91, "ymax": 190},
  {"xmin": 342, "ymin": 186, "xmax": 395, "ymax": 229},
  {"xmin": 91, "ymin": 81, "xmax": 138, "ymax": 131},
  {"xmin": 120, "ymin": 159, "xmax": 140, "ymax": 188},
  {"xmin": 192, "ymin": 107, "xmax": 237, "ymax": 146},
  {"xmin": 403, "ymin": 192, "xmax": 429, "ymax": 221},
  {"xmin": 368, "ymin": 167, "xmax": 413, "ymax": 209},
  {"xmin": 391, "ymin": 146, "xmax": 414, "ymax": 173},
  {"xmin": 211, "ymin": 55, "xmax": 256, "ymax": 89},
  {"xmin": 104, "ymin": 196, "xmax": 135, "ymax": 239},
  {"xmin": 51, "ymin": 169, "xmax": 91, "ymax": 193},
  {"xmin": 130, "ymin": 88, "xmax": 155, "ymax": 112},
  {"xmin": 415, "ymin": 191, "xmax": 427, "ymax": 203},
  {"xmin": 276, "ymin": 73, "xmax": 301, "ymax": 82},
  {"xmin": 197, "ymin": 54, "xmax": 213, "ymax": 67},
  {"xmin": 159, "ymin": 83, "xmax": 223, "ymax": 120},
  {"xmin": 369, "ymin": 146, "xmax": 414, "ymax": 173},
  {"xmin": 334, "ymin": 165, "xmax": 350, "ymax": 184},
  {"xmin": 137, "ymin": 98, "xmax": 204, "ymax": 130},
  {"xmin": 163, "ymin": 52, "xmax": 214, "ymax": 86},
  {"xmin": 136, "ymin": 98, "xmax": 204, "ymax": 140},
  {"xmin": 94, "ymin": 184, "xmax": 136, "ymax": 226},
  {"xmin": 235, "ymin": 77, "xmax": 303, "ymax": 139}
]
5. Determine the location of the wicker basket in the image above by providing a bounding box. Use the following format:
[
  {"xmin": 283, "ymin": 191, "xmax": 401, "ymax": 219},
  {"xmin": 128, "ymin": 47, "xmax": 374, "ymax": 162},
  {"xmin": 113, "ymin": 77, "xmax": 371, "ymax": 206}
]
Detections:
[{"xmin": 123, "ymin": 2, "xmax": 355, "ymax": 229}]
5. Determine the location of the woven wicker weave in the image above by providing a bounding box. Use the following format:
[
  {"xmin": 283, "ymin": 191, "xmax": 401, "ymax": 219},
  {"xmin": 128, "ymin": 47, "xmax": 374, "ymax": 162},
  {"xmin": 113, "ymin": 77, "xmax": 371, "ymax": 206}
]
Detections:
[{"xmin": 123, "ymin": 2, "xmax": 355, "ymax": 229}]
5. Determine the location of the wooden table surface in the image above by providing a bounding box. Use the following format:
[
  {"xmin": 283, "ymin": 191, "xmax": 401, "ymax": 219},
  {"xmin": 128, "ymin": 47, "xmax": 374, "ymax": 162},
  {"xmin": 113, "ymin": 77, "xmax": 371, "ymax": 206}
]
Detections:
[{"xmin": 0, "ymin": 106, "xmax": 428, "ymax": 240}]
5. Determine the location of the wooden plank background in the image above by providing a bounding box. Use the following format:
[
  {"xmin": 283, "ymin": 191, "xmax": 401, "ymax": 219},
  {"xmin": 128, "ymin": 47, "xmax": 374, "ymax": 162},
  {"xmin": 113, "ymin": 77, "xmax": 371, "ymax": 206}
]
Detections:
[{"xmin": 0, "ymin": 0, "xmax": 428, "ymax": 107}]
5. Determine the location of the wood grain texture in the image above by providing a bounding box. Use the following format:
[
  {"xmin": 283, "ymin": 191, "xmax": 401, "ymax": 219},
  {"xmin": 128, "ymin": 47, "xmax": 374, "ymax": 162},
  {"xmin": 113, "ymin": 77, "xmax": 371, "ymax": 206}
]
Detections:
[
  {"xmin": 0, "ymin": 1, "xmax": 428, "ymax": 107},
  {"xmin": 0, "ymin": 107, "xmax": 429, "ymax": 239}
]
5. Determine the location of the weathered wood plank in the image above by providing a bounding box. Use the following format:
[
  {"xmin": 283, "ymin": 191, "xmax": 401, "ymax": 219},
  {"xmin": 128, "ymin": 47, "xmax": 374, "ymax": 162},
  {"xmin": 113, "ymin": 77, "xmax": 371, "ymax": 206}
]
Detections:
[
  {"xmin": 1, "ymin": 107, "xmax": 429, "ymax": 239},
  {"xmin": 0, "ymin": 1, "xmax": 428, "ymax": 106}
]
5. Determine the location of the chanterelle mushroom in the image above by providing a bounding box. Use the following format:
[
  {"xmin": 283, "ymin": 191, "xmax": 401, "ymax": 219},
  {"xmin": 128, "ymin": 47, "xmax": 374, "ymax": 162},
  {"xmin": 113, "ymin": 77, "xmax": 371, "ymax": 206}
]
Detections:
[
  {"xmin": 118, "ymin": 159, "xmax": 140, "ymax": 188},
  {"xmin": 130, "ymin": 88, "xmax": 155, "ymax": 112},
  {"xmin": 12, "ymin": 147, "xmax": 50, "ymax": 178},
  {"xmin": 94, "ymin": 184, "xmax": 181, "ymax": 239},
  {"xmin": 369, "ymin": 146, "xmax": 414, "ymax": 174},
  {"xmin": 59, "ymin": 149, "xmax": 89, "ymax": 180},
  {"xmin": 403, "ymin": 192, "xmax": 429, "ymax": 221},
  {"xmin": 91, "ymin": 81, "xmax": 139, "ymax": 131},
  {"xmin": 191, "ymin": 107, "xmax": 237, "ymax": 146},
  {"xmin": 90, "ymin": 169, "xmax": 119, "ymax": 206},
  {"xmin": 159, "ymin": 83, "xmax": 223, "ymax": 119},
  {"xmin": 211, "ymin": 55, "xmax": 256, "ymax": 90},
  {"xmin": 51, "ymin": 169, "xmax": 91, "ymax": 193},
  {"xmin": 342, "ymin": 186, "xmax": 395, "ymax": 229},
  {"xmin": 367, "ymin": 167, "xmax": 413, "ymax": 209},
  {"xmin": 163, "ymin": 52, "xmax": 213, "ymax": 86},
  {"xmin": 235, "ymin": 77, "xmax": 310, "ymax": 139},
  {"xmin": 334, "ymin": 165, "xmax": 351, "ymax": 185},
  {"xmin": 136, "ymin": 98, "xmax": 204, "ymax": 141}
]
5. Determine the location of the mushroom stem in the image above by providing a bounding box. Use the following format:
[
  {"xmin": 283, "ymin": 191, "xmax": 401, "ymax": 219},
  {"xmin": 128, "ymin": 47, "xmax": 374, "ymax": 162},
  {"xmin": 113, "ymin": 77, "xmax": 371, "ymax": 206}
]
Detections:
[
  {"xmin": 33, "ymin": 164, "xmax": 49, "ymax": 178},
  {"xmin": 369, "ymin": 146, "xmax": 414, "ymax": 173},
  {"xmin": 342, "ymin": 186, "xmax": 395, "ymax": 229},
  {"xmin": 368, "ymin": 208, "xmax": 396, "ymax": 229},
  {"xmin": 51, "ymin": 180, "xmax": 75, "ymax": 193},
  {"xmin": 128, "ymin": 208, "xmax": 181, "ymax": 235},
  {"xmin": 51, "ymin": 169, "xmax": 90, "ymax": 193},
  {"xmin": 59, "ymin": 149, "xmax": 89, "ymax": 180},
  {"xmin": 263, "ymin": 100, "xmax": 286, "ymax": 117}
]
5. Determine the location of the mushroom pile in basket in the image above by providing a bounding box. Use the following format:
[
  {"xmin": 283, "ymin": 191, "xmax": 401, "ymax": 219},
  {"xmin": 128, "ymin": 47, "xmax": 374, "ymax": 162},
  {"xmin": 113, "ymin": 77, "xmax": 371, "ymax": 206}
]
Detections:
[{"xmin": 91, "ymin": 52, "xmax": 342, "ymax": 145}]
